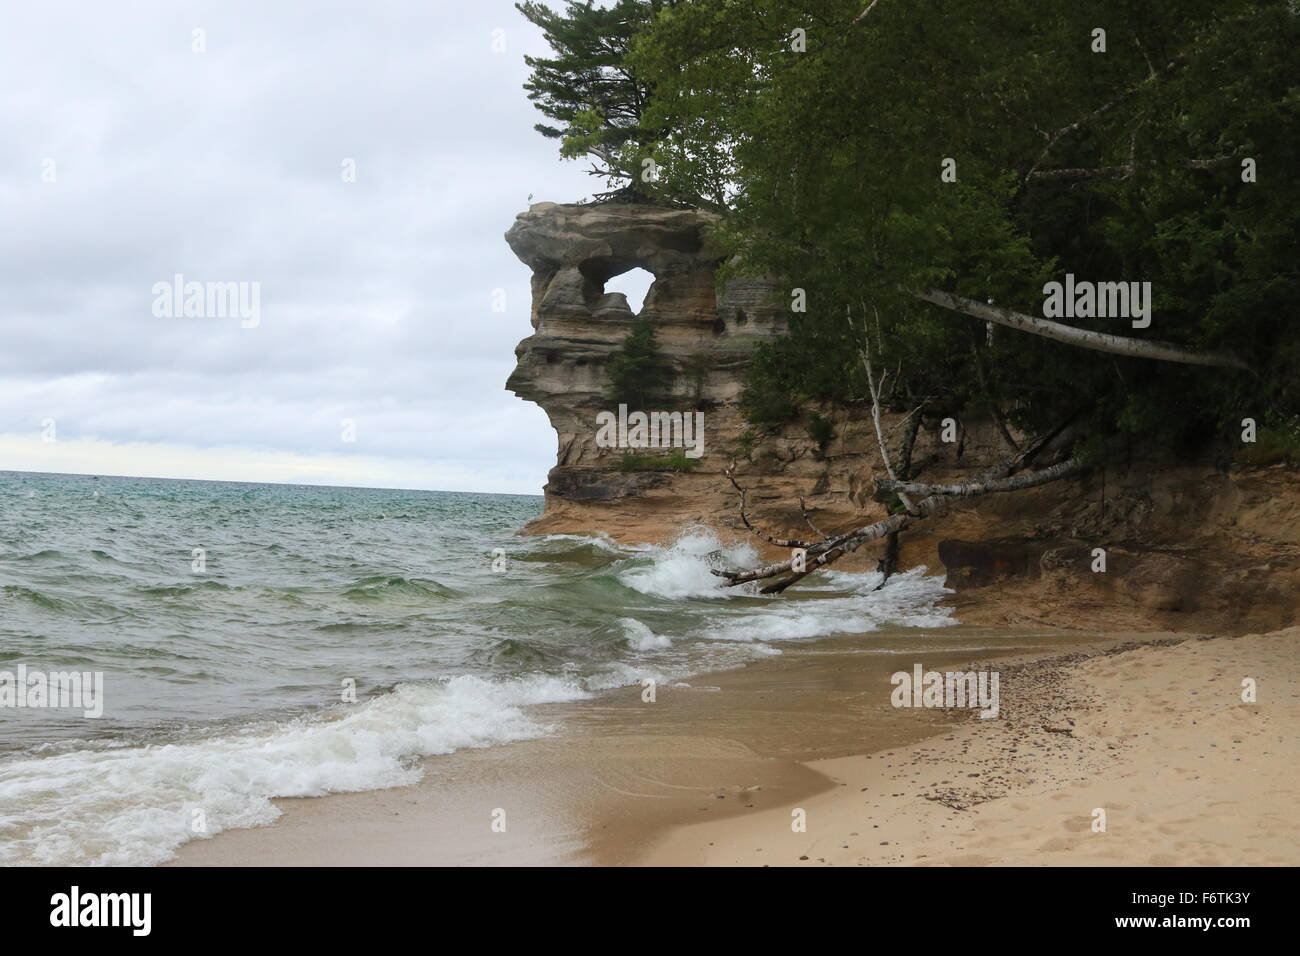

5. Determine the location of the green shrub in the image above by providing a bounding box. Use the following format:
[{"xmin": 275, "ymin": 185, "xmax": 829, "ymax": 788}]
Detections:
[
  {"xmin": 617, "ymin": 450, "xmax": 700, "ymax": 472},
  {"xmin": 606, "ymin": 317, "xmax": 673, "ymax": 408},
  {"xmin": 732, "ymin": 430, "xmax": 756, "ymax": 458},
  {"xmin": 806, "ymin": 412, "xmax": 835, "ymax": 448},
  {"xmin": 679, "ymin": 351, "xmax": 713, "ymax": 409},
  {"xmin": 1233, "ymin": 421, "xmax": 1300, "ymax": 467}
]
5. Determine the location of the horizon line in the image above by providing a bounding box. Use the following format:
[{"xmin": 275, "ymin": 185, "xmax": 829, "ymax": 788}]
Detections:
[{"xmin": 0, "ymin": 467, "xmax": 545, "ymax": 498}]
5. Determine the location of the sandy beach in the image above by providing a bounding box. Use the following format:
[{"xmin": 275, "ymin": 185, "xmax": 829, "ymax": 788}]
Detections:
[
  {"xmin": 166, "ymin": 624, "xmax": 1300, "ymax": 867},
  {"xmin": 644, "ymin": 628, "xmax": 1300, "ymax": 866}
]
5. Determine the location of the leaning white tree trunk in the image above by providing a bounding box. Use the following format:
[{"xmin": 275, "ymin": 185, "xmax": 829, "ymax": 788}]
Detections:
[
  {"xmin": 876, "ymin": 456, "xmax": 1085, "ymax": 498},
  {"xmin": 915, "ymin": 289, "xmax": 1249, "ymax": 370}
]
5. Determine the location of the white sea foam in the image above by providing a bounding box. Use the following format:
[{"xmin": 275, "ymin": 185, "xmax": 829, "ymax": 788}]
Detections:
[
  {"xmin": 539, "ymin": 532, "xmax": 625, "ymax": 553},
  {"xmin": 620, "ymin": 528, "xmax": 955, "ymax": 641},
  {"xmin": 702, "ymin": 566, "xmax": 955, "ymax": 642},
  {"xmin": 620, "ymin": 618, "xmax": 672, "ymax": 651},
  {"xmin": 0, "ymin": 673, "xmax": 587, "ymax": 867},
  {"xmin": 618, "ymin": 528, "xmax": 759, "ymax": 599}
]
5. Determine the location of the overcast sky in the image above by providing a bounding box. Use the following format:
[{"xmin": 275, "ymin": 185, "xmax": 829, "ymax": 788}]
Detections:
[{"xmin": 0, "ymin": 0, "xmax": 651, "ymax": 494}]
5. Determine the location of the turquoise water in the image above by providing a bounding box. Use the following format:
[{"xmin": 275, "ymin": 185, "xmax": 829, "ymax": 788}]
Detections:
[{"xmin": 0, "ymin": 470, "xmax": 955, "ymax": 864}]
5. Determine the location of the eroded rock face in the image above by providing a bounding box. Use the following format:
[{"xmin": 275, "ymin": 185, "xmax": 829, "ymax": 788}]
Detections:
[{"xmin": 505, "ymin": 201, "xmax": 785, "ymax": 502}]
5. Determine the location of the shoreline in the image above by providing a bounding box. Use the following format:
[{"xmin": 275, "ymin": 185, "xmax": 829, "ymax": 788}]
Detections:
[
  {"xmin": 167, "ymin": 623, "xmax": 1300, "ymax": 866},
  {"xmin": 169, "ymin": 624, "xmax": 1156, "ymax": 867}
]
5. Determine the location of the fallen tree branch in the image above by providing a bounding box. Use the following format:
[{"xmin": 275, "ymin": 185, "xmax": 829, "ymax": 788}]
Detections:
[
  {"xmin": 797, "ymin": 496, "xmax": 830, "ymax": 542},
  {"xmin": 877, "ymin": 455, "xmax": 1084, "ymax": 497},
  {"xmin": 753, "ymin": 504, "xmax": 928, "ymax": 592},
  {"xmin": 986, "ymin": 411, "xmax": 1082, "ymax": 481},
  {"xmin": 716, "ymin": 531, "xmax": 858, "ymax": 587},
  {"xmin": 915, "ymin": 289, "xmax": 1250, "ymax": 370},
  {"xmin": 715, "ymin": 448, "xmax": 1088, "ymax": 590},
  {"xmin": 725, "ymin": 465, "xmax": 812, "ymax": 549}
]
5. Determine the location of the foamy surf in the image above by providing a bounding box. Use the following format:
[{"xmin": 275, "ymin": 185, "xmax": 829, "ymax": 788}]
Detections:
[
  {"xmin": 0, "ymin": 674, "xmax": 588, "ymax": 866},
  {"xmin": 617, "ymin": 528, "xmax": 760, "ymax": 599},
  {"xmin": 620, "ymin": 618, "xmax": 672, "ymax": 651},
  {"xmin": 701, "ymin": 567, "xmax": 956, "ymax": 642},
  {"xmin": 0, "ymin": 477, "xmax": 960, "ymax": 866}
]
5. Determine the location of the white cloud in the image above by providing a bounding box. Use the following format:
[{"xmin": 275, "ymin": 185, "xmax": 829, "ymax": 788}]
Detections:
[{"xmin": 0, "ymin": 0, "xmax": 593, "ymax": 491}]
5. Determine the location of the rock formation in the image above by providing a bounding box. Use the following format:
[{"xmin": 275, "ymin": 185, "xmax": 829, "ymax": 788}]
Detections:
[
  {"xmin": 505, "ymin": 201, "xmax": 786, "ymax": 525},
  {"xmin": 505, "ymin": 201, "xmax": 1300, "ymax": 634}
]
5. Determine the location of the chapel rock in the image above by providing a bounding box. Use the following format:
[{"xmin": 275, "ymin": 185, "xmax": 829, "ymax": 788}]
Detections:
[{"xmin": 505, "ymin": 201, "xmax": 785, "ymax": 521}]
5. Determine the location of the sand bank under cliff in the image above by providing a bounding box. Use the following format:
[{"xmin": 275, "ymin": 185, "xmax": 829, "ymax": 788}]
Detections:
[{"xmin": 641, "ymin": 627, "xmax": 1300, "ymax": 866}]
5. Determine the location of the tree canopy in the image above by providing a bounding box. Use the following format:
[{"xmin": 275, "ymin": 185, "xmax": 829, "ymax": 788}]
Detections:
[
  {"xmin": 625, "ymin": 0, "xmax": 1300, "ymax": 460},
  {"xmin": 521, "ymin": 0, "xmax": 1300, "ymax": 463},
  {"xmin": 518, "ymin": 0, "xmax": 681, "ymax": 198}
]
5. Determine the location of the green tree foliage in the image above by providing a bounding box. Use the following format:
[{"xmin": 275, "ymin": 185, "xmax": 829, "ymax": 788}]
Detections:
[
  {"xmin": 517, "ymin": 0, "xmax": 681, "ymax": 198},
  {"xmin": 605, "ymin": 316, "xmax": 674, "ymax": 408},
  {"xmin": 626, "ymin": 0, "xmax": 1299, "ymax": 459}
]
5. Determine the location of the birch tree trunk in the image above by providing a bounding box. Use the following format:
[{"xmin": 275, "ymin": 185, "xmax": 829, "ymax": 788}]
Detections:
[
  {"xmin": 916, "ymin": 290, "xmax": 1249, "ymax": 370},
  {"xmin": 876, "ymin": 456, "xmax": 1085, "ymax": 498}
]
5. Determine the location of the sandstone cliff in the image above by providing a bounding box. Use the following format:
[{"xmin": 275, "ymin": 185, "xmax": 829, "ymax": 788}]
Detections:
[{"xmin": 505, "ymin": 201, "xmax": 1300, "ymax": 635}]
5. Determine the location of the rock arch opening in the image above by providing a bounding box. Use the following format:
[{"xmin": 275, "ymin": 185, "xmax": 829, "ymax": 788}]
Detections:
[
  {"xmin": 604, "ymin": 267, "xmax": 655, "ymax": 315},
  {"xmin": 580, "ymin": 260, "xmax": 655, "ymax": 315}
]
